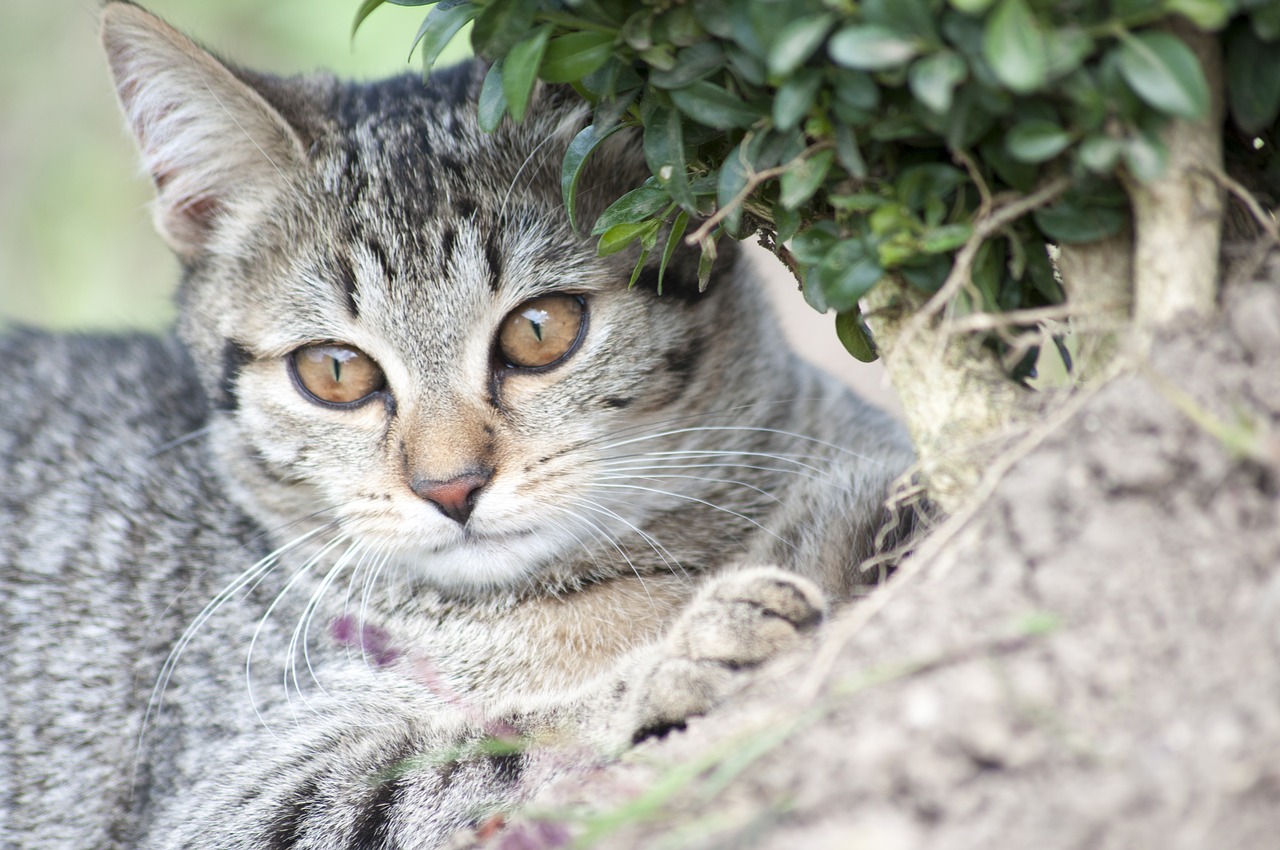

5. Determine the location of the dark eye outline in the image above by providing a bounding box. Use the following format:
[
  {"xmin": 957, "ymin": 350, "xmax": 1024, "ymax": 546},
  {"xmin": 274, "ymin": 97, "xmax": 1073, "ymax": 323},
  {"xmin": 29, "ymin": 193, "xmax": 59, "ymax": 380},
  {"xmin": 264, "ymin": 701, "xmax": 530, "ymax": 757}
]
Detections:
[
  {"xmin": 493, "ymin": 293, "xmax": 589, "ymax": 375},
  {"xmin": 287, "ymin": 342, "xmax": 389, "ymax": 410}
]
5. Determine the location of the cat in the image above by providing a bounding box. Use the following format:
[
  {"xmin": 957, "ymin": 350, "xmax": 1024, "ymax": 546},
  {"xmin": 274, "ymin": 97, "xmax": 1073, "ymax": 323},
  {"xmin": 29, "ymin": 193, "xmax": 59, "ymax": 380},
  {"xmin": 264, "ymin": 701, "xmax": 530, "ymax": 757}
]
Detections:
[{"xmin": 0, "ymin": 3, "xmax": 916, "ymax": 848}]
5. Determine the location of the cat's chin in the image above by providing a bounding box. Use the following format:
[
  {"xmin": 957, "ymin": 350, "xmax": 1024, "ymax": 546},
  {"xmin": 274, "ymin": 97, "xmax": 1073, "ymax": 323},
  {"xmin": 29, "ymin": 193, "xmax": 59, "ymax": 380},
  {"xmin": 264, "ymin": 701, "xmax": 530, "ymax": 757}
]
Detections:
[{"xmin": 387, "ymin": 530, "xmax": 567, "ymax": 592}]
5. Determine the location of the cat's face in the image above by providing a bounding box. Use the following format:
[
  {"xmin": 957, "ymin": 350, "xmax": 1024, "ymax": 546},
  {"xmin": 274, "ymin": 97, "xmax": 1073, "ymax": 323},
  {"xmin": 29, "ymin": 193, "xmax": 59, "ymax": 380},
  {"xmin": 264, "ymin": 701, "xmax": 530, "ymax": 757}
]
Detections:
[{"xmin": 104, "ymin": 4, "xmax": 753, "ymax": 592}]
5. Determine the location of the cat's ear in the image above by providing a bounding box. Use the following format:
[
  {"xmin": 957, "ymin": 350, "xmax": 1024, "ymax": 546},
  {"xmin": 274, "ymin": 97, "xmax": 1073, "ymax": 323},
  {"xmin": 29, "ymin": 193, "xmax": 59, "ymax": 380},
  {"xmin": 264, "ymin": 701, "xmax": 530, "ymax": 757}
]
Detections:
[{"xmin": 100, "ymin": 2, "xmax": 308, "ymax": 260}]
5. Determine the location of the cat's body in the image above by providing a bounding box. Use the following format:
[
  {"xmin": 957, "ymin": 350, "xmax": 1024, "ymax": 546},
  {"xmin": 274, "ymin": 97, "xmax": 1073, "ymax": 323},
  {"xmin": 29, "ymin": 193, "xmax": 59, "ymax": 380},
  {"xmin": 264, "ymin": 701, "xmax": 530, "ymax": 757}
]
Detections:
[{"xmin": 1, "ymin": 5, "xmax": 914, "ymax": 848}]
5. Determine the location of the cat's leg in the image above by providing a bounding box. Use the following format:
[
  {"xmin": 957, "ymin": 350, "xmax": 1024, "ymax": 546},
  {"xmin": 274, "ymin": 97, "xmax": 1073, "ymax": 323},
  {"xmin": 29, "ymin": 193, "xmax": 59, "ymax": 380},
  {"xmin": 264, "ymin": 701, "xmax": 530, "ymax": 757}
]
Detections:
[{"xmin": 584, "ymin": 566, "xmax": 828, "ymax": 748}]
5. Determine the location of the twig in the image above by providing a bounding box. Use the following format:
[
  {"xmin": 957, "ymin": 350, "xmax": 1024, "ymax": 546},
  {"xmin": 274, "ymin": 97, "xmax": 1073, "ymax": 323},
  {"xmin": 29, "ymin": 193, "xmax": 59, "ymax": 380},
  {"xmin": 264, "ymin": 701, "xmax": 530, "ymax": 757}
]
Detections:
[
  {"xmin": 1203, "ymin": 164, "xmax": 1279, "ymax": 243},
  {"xmin": 684, "ymin": 141, "xmax": 833, "ymax": 247},
  {"xmin": 943, "ymin": 300, "xmax": 1128, "ymax": 335},
  {"xmin": 891, "ymin": 175, "xmax": 1074, "ymax": 359}
]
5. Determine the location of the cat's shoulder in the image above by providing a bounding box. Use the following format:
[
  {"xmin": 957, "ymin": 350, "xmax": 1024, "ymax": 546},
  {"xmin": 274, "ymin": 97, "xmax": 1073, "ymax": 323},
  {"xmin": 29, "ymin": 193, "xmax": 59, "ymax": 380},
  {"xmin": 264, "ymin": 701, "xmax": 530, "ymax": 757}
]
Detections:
[{"xmin": 0, "ymin": 328, "xmax": 208, "ymax": 485}]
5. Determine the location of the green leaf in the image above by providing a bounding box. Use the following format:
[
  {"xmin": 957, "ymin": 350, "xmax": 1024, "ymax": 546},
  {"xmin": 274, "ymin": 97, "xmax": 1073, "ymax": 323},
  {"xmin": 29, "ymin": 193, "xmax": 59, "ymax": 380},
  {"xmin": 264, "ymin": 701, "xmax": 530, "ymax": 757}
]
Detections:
[
  {"xmin": 562, "ymin": 122, "xmax": 624, "ymax": 233},
  {"xmin": 717, "ymin": 140, "xmax": 751, "ymax": 234},
  {"xmin": 1005, "ymin": 119, "xmax": 1073, "ymax": 162},
  {"xmin": 503, "ymin": 26, "xmax": 550, "ymax": 123},
  {"xmin": 598, "ymin": 220, "xmax": 661, "ymax": 256},
  {"xmin": 1078, "ymin": 135, "xmax": 1123, "ymax": 173},
  {"xmin": 627, "ymin": 248, "xmax": 653, "ymax": 289},
  {"xmin": 772, "ymin": 203, "xmax": 801, "ymax": 244},
  {"xmin": 470, "ymin": 0, "xmax": 536, "ymax": 60},
  {"xmin": 352, "ymin": 0, "xmax": 386, "ymax": 40},
  {"xmin": 828, "ymin": 25, "xmax": 920, "ymax": 71},
  {"xmin": 949, "ymin": 0, "xmax": 996, "ymax": 12},
  {"xmin": 773, "ymin": 70, "xmax": 823, "ymax": 131},
  {"xmin": 908, "ymin": 51, "xmax": 967, "ymax": 114},
  {"xmin": 899, "ymin": 254, "xmax": 951, "ymax": 291},
  {"xmin": 984, "ymin": 0, "xmax": 1046, "ymax": 94},
  {"xmin": 539, "ymin": 32, "xmax": 617, "ymax": 83},
  {"xmin": 1226, "ymin": 22, "xmax": 1280, "ymax": 133},
  {"xmin": 658, "ymin": 212, "xmax": 691, "ymax": 294},
  {"xmin": 1033, "ymin": 200, "xmax": 1127, "ymax": 243},
  {"xmin": 818, "ymin": 237, "xmax": 884, "ymax": 311},
  {"xmin": 791, "ymin": 221, "xmax": 840, "ymax": 263},
  {"xmin": 862, "ymin": 0, "xmax": 939, "ymax": 46},
  {"xmin": 920, "ymin": 223, "xmax": 973, "ymax": 253},
  {"xmin": 668, "ymin": 81, "xmax": 761, "ymax": 129},
  {"xmin": 779, "ymin": 149, "xmax": 835, "ymax": 210},
  {"xmin": 835, "ymin": 309, "xmax": 879, "ymax": 362},
  {"xmin": 477, "ymin": 60, "xmax": 507, "ymax": 133},
  {"xmin": 1114, "ymin": 32, "xmax": 1210, "ymax": 119},
  {"xmin": 802, "ymin": 265, "xmax": 829, "ymax": 312},
  {"xmin": 767, "ymin": 13, "xmax": 837, "ymax": 78},
  {"xmin": 414, "ymin": 2, "xmax": 478, "ymax": 77},
  {"xmin": 831, "ymin": 68, "xmax": 880, "ymax": 110},
  {"xmin": 650, "ymin": 42, "xmax": 726, "ymax": 89},
  {"xmin": 834, "ymin": 124, "xmax": 867, "ymax": 178},
  {"xmin": 643, "ymin": 107, "xmax": 695, "ymax": 211},
  {"xmin": 1044, "ymin": 28, "xmax": 1094, "ymax": 79},
  {"xmin": 593, "ymin": 183, "xmax": 671, "ymax": 235}
]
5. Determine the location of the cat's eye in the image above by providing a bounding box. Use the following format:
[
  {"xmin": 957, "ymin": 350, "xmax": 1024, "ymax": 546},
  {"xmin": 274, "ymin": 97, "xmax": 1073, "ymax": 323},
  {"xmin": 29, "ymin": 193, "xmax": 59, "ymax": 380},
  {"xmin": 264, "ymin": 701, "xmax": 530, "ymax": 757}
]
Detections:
[
  {"xmin": 497, "ymin": 294, "xmax": 586, "ymax": 370},
  {"xmin": 290, "ymin": 344, "xmax": 386, "ymax": 407}
]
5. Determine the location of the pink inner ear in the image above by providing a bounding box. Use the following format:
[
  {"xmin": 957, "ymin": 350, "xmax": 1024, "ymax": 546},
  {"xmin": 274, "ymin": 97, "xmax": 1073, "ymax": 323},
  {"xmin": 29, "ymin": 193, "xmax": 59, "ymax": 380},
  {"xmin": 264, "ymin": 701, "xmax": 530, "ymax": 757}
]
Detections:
[
  {"xmin": 153, "ymin": 169, "xmax": 223, "ymax": 234},
  {"xmin": 179, "ymin": 195, "xmax": 223, "ymax": 232}
]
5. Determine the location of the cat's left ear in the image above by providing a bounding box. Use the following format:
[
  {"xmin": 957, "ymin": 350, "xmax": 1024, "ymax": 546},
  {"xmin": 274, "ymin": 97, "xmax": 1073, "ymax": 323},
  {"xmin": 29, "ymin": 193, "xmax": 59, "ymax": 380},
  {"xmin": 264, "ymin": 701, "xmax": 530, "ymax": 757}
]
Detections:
[{"xmin": 101, "ymin": 2, "xmax": 308, "ymax": 261}]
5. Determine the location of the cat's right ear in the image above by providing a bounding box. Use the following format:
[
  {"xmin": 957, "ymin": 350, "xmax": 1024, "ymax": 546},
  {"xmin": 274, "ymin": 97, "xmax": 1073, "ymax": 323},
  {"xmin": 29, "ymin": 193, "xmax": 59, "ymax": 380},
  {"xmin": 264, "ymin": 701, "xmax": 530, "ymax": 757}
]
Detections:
[{"xmin": 100, "ymin": 2, "xmax": 307, "ymax": 261}]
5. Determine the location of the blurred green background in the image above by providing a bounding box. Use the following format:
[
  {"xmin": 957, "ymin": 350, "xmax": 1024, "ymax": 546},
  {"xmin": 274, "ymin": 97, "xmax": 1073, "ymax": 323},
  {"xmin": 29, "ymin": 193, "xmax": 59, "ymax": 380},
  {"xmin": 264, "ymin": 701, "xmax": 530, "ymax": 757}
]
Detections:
[{"xmin": 0, "ymin": 0, "xmax": 469, "ymax": 331}]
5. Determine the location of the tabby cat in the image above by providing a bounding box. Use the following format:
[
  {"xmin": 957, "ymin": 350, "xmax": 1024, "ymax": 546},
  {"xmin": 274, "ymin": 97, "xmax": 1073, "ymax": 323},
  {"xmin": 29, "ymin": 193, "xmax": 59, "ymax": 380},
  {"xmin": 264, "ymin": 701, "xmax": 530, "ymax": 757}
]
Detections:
[{"xmin": 0, "ymin": 4, "xmax": 914, "ymax": 847}]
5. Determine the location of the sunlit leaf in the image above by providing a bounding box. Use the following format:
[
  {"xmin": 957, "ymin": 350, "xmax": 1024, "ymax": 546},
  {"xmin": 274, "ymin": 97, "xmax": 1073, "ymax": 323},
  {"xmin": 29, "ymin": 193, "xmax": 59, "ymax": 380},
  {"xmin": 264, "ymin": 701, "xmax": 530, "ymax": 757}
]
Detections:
[
  {"xmin": 908, "ymin": 51, "xmax": 967, "ymax": 114},
  {"xmin": 767, "ymin": 13, "xmax": 837, "ymax": 78},
  {"xmin": 1005, "ymin": 119, "xmax": 1072, "ymax": 162},
  {"xmin": 984, "ymin": 0, "xmax": 1046, "ymax": 94},
  {"xmin": 503, "ymin": 26, "xmax": 550, "ymax": 123},
  {"xmin": 597, "ymin": 220, "xmax": 661, "ymax": 256},
  {"xmin": 1115, "ymin": 31, "xmax": 1210, "ymax": 119},
  {"xmin": 829, "ymin": 25, "xmax": 920, "ymax": 71}
]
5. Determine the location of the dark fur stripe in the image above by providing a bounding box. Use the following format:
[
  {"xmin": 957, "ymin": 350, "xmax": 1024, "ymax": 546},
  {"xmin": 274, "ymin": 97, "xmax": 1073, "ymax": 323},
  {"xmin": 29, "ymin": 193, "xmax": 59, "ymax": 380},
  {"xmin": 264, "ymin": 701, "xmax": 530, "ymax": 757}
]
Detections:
[
  {"xmin": 483, "ymin": 232, "xmax": 502, "ymax": 293},
  {"xmin": 216, "ymin": 340, "xmax": 253, "ymax": 412},
  {"xmin": 264, "ymin": 777, "xmax": 318, "ymax": 850},
  {"xmin": 348, "ymin": 775, "xmax": 404, "ymax": 849},
  {"xmin": 336, "ymin": 254, "xmax": 360, "ymax": 318}
]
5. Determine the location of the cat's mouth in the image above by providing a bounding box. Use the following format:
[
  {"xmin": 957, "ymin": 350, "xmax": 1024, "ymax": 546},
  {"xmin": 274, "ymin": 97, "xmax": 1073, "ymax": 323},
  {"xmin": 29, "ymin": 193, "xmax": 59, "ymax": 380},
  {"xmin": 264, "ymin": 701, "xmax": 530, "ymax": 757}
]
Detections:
[{"xmin": 459, "ymin": 527, "xmax": 535, "ymax": 545}]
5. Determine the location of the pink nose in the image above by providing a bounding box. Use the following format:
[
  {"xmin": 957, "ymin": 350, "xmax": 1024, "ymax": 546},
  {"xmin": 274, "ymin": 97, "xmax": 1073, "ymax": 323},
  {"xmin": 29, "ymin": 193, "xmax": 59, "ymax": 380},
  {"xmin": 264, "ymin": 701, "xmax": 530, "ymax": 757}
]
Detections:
[{"xmin": 410, "ymin": 470, "xmax": 491, "ymax": 525}]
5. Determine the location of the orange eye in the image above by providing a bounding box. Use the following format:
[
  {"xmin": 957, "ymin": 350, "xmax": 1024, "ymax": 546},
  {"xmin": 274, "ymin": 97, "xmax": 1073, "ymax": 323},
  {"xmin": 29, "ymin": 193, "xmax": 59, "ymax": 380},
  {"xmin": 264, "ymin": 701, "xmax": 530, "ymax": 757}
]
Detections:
[
  {"xmin": 290, "ymin": 344, "xmax": 386, "ymax": 406},
  {"xmin": 496, "ymin": 294, "xmax": 586, "ymax": 369}
]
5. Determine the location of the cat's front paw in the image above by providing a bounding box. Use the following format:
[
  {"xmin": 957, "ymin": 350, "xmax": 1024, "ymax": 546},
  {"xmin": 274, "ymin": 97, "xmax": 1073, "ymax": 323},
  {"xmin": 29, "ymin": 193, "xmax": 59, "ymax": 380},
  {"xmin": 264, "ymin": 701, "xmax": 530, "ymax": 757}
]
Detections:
[{"xmin": 628, "ymin": 567, "xmax": 826, "ymax": 743}]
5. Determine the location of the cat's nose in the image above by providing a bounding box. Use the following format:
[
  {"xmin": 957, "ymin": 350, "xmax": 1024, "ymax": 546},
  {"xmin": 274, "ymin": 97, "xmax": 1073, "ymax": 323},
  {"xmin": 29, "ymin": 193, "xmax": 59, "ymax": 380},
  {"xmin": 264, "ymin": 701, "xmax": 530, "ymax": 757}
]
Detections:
[{"xmin": 410, "ymin": 469, "xmax": 492, "ymax": 526}]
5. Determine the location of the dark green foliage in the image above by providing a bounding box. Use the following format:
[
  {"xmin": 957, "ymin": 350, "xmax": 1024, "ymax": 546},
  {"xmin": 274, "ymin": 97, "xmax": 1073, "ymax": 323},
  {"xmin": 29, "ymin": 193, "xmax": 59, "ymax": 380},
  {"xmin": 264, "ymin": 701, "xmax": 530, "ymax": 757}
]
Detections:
[{"xmin": 356, "ymin": 0, "xmax": 1280, "ymax": 364}]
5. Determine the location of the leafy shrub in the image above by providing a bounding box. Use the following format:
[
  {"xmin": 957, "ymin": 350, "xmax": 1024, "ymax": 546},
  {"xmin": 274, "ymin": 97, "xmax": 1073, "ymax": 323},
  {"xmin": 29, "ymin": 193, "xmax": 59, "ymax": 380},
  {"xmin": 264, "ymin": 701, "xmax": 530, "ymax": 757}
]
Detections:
[{"xmin": 356, "ymin": 0, "xmax": 1280, "ymax": 371}]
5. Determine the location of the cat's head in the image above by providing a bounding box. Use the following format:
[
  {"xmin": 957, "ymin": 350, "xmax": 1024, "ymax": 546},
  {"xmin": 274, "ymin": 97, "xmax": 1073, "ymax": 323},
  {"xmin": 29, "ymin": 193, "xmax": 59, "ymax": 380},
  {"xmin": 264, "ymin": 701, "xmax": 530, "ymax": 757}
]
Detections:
[{"xmin": 102, "ymin": 3, "xmax": 775, "ymax": 593}]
